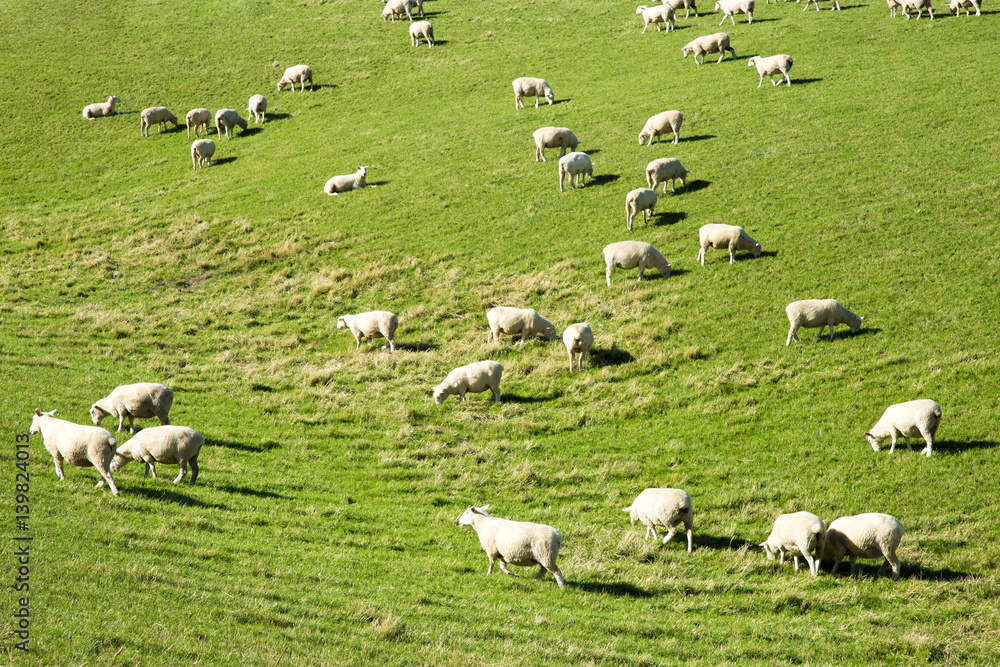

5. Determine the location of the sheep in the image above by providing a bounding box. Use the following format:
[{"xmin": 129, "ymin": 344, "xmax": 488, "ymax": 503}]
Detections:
[
  {"xmin": 697, "ymin": 224, "xmax": 761, "ymax": 265},
  {"xmin": 646, "ymin": 157, "xmax": 690, "ymax": 194},
  {"xmin": 487, "ymin": 306, "xmax": 558, "ymax": 344},
  {"xmin": 191, "ymin": 139, "xmax": 215, "ymax": 170},
  {"xmin": 458, "ymin": 505, "xmax": 565, "ymax": 588},
  {"xmin": 513, "ymin": 77, "xmax": 555, "ymax": 109},
  {"xmin": 865, "ymin": 399, "xmax": 942, "ymax": 457},
  {"xmin": 532, "ymin": 127, "xmax": 579, "ymax": 162},
  {"xmin": 247, "ymin": 95, "xmax": 267, "ymax": 123},
  {"xmin": 887, "ymin": 0, "xmax": 904, "ymax": 14},
  {"xmin": 638, "ymin": 110, "xmax": 683, "ymax": 145},
  {"xmin": 603, "ymin": 240, "xmax": 671, "ymax": 286},
  {"xmin": 382, "ymin": 0, "xmax": 414, "ymax": 21},
  {"xmin": 109, "ymin": 425, "xmax": 205, "ymax": 485},
  {"xmin": 636, "ymin": 4, "xmax": 676, "ymax": 32},
  {"xmin": 558, "ymin": 152, "xmax": 593, "ymax": 191},
  {"xmin": 140, "ymin": 107, "xmax": 178, "ymax": 137},
  {"xmin": 625, "ymin": 188, "xmax": 658, "ymax": 231},
  {"xmin": 409, "ymin": 20, "xmax": 435, "ymax": 47},
  {"xmin": 663, "ymin": 0, "xmax": 699, "ymax": 19},
  {"xmin": 215, "ymin": 109, "xmax": 248, "ymax": 139},
  {"xmin": 90, "ymin": 383, "xmax": 173, "ymax": 434},
  {"xmin": 715, "ymin": 0, "xmax": 754, "ymax": 24},
  {"xmin": 785, "ymin": 299, "xmax": 863, "ymax": 345},
  {"xmin": 900, "ymin": 0, "xmax": 934, "ymax": 18},
  {"xmin": 682, "ymin": 33, "xmax": 736, "ymax": 65},
  {"xmin": 748, "ymin": 55, "xmax": 793, "ymax": 87},
  {"xmin": 622, "ymin": 488, "xmax": 694, "ymax": 551},
  {"xmin": 409, "ymin": 0, "xmax": 426, "ymax": 17},
  {"xmin": 760, "ymin": 512, "xmax": 827, "ymax": 577},
  {"xmin": 324, "ymin": 166, "xmax": 368, "ymax": 195},
  {"xmin": 562, "ymin": 323, "xmax": 594, "ymax": 372},
  {"xmin": 277, "ymin": 64, "xmax": 314, "ymax": 92},
  {"xmin": 824, "ymin": 513, "xmax": 905, "ymax": 581},
  {"xmin": 82, "ymin": 96, "xmax": 121, "ymax": 119},
  {"xmin": 30, "ymin": 409, "xmax": 119, "ymax": 495},
  {"xmin": 336, "ymin": 311, "xmax": 398, "ymax": 352},
  {"xmin": 433, "ymin": 361, "xmax": 504, "ymax": 404},
  {"xmin": 949, "ymin": 0, "xmax": 981, "ymax": 15},
  {"xmin": 186, "ymin": 108, "xmax": 212, "ymax": 139}
]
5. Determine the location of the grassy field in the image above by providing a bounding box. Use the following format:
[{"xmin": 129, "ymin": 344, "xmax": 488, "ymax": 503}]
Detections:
[{"xmin": 2, "ymin": 0, "xmax": 1000, "ymax": 664}]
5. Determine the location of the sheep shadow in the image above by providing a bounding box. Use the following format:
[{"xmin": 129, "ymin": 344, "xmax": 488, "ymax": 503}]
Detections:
[
  {"xmin": 552, "ymin": 98, "xmax": 572, "ymax": 105},
  {"xmin": 680, "ymin": 179, "xmax": 711, "ymax": 193},
  {"xmin": 695, "ymin": 534, "xmax": 757, "ymax": 551},
  {"xmin": 265, "ymin": 113, "xmax": 292, "ymax": 122},
  {"xmin": 933, "ymin": 439, "xmax": 1000, "ymax": 453},
  {"xmin": 730, "ymin": 249, "xmax": 778, "ymax": 262},
  {"xmin": 582, "ymin": 148, "xmax": 601, "ymax": 156},
  {"xmin": 212, "ymin": 157, "xmax": 237, "ymax": 166},
  {"xmin": 850, "ymin": 326, "xmax": 881, "ymax": 339},
  {"xmin": 589, "ymin": 345, "xmax": 634, "ymax": 367},
  {"xmin": 367, "ymin": 180, "xmax": 391, "ymax": 187},
  {"xmin": 126, "ymin": 487, "xmax": 224, "ymax": 508},
  {"xmin": 682, "ymin": 134, "xmax": 716, "ymax": 143},
  {"xmin": 502, "ymin": 392, "xmax": 561, "ymax": 404},
  {"xmin": 652, "ymin": 211, "xmax": 687, "ymax": 226},
  {"xmin": 395, "ymin": 342, "xmax": 440, "ymax": 352},
  {"xmin": 216, "ymin": 484, "xmax": 290, "ymax": 500},
  {"xmin": 590, "ymin": 174, "xmax": 620, "ymax": 187},
  {"xmin": 666, "ymin": 267, "xmax": 689, "ymax": 278},
  {"xmin": 742, "ymin": 17, "xmax": 779, "ymax": 22},
  {"xmin": 428, "ymin": 39, "xmax": 450, "ymax": 46},
  {"xmin": 905, "ymin": 565, "xmax": 974, "ymax": 582},
  {"xmin": 206, "ymin": 437, "xmax": 279, "ymax": 453},
  {"xmin": 239, "ymin": 127, "xmax": 264, "ymax": 138},
  {"xmin": 794, "ymin": 78, "xmax": 824, "ymax": 85},
  {"xmin": 569, "ymin": 581, "xmax": 654, "ymax": 598}
]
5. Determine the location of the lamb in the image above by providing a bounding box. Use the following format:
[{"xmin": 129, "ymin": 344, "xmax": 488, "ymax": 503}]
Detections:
[
  {"xmin": 623, "ymin": 488, "xmax": 694, "ymax": 551},
  {"xmin": 90, "ymin": 383, "xmax": 173, "ymax": 434},
  {"xmin": 748, "ymin": 55, "xmax": 793, "ymax": 87},
  {"xmin": 949, "ymin": 0, "xmax": 981, "ymax": 15},
  {"xmin": 458, "ymin": 505, "xmax": 565, "ymax": 588},
  {"xmin": 487, "ymin": 306, "xmax": 558, "ymax": 344},
  {"xmin": 82, "ymin": 96, "xmax": 121, "ymax": 119},
  {"xmin": 900, "ymin": 0, "xmax": 934, "ymax": 18},
  {"xmin": 191, "ymin": 139, "xmax": 215, "ymax": 170},
  {"xmin": 336, "ymin": 310, "xmax": 398, "ymax": 352},
  {"xmin": 562, "ymin": 323, "xmax": 594, "ymax": 372},
  {"xmin": 865, "ymin": 399, "xmax": 942, "ymax": 457},
  {"xmin": 30, "ymin": 409, "xmax": 119, "ymax": 495},
  {"xmin": 760, "ymin": 512, "xmax": 827, "ymax": 577},
  {"xmin": 603, "ymin": 241, "xmax": 671, "ymax": 286},
  {"xmin": 558, "ymin": 152, "xmax": 593, "ymax": 191},
  {"xmin": 715, "ymin": 0, "xmax": 754, "ymax": 24},
  {"xmin": 697, "ymin": 224, "xmax": 761, "ymax": 265},
  {"xmin": 324, "ymin": 166, "xmax": 368, "ymax": 195},
  {"xmin": 682, "ymin": 33, "xmax": 736, "ymax": 65},
  {"xmin": 215, "ymin": 109, "xmax": 248, "ymax": 139},
  {"xmin": 663, "ymin": 0, "xmax": 699, "ymax": 19},
  {"xmin": 109, "ymin": 425, "xmax": 205, "ymax": 485},
  {"xmin": 409, "ymin": 20, "xmax": 435, "ymax": 47},
  {"xmin": 532, "ymin": 127, "xmax": 579, "ymax": 162},
  {"xmin": 140, "ymin": 107, "xmax": 178, "ymax": 137},
  {"xmin": 513, "ymin": 77, "xmax": 555, "ymax": 109},
  {"xmin": 824, "ymin": 513, "xmax": 905, "ymax": 581},
  {"xmin": 785, "ymin": 299, "xmax": 863, "ymax": 345},
  {"xmin": 277, "ymin": 64, "xmax": 314, "ymax": 92},
  {"xmin": 636, "ymin": 4, "xmax": 676, "ymax": 32},
  {"xmin": 382, "ymin": 0, "xmax": 414, "ymax": 21},
  {"xmin": 638, "ymin": 110, "xmax": 683, "ymax": 145},
  {"xmin": 433, "ymin": 361, "xmax": 504, "ymax": 404},
  {"xmin": 645, "ymin": 157, "xmax": 690, "ymax": 193},
  {"xmin": 625, "ymin": 188, "xmax": 658, "ymax": 231},
  {"xmin": 186, "ymin": 108, "xmax": 211, "ymax": 139},
  {"xmin": 247, "ymin": 95, "xmax": 267, "ymax": 123}
]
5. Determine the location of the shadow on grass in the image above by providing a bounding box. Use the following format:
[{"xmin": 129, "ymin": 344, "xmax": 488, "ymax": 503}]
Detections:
[
  {"xmin": 265, "ymin": 113, "xmax": 292, "ymax": 122},
  {"xmin": 569, "ymin": 581, "xmax": 654, "ymax": 598},
  {"xmin": 502, "ymin": 392, "xmax": 561, "ymax": 404},
  {"xmin": 552, "ymin": 98, "xmax": 572, "ymax": 105},
  {"xmin": 907, "ymin": 565, "xmax": 975, "ymax": 581},
  {"xmin": 395, "ymin": 341, "xmax": 439, "ymax": 352},
  {"xmin": 216, "ymin": 484, "xmax": 290, "ymax": 500},
  {"xmin": 731, "ymin": 249, "xmax": 778, "ymax": 262},
  {"xmin": 589, "ymin": 345, "xmax": 634, "ymax": 367},
  {"xmin": 696, "ymin": 534, "xmax": 757, "ymax": 551},
  {"xmin": 676, "ymin": 179, "xmax": 711, "ymax": 194},
  {"xmin": 590, "ymin": 173, "xmax": 619, "ymax": 186},
  {"xmin": 366, "ymin": 180, "xmax": 391, "ymax": 188},
  {"xmin": 934, "ymin": 439, "xmax": 1000, "ymax": 453},
  {"xmin": 213, "ymin": 157, "xmax": 237, "ymax": 166},
  {"xmin": 794, "ymin": 78, "xmax": 824, "ymax": 85},
  {"xmin": 683, "ymin": 134, "xmax": 716, "ymax": 143},
  {"xmin": 207, "ymin": 437, "xmax": 279, "ymax": 453},
  {"xmin": 582, "ymin": 148, "xmax": 601, "ymax": 156},
  {"xmin": 653, "ymin": 211, "xmax": 687, "ymax": 226},
  {"xmin": 126, "ymin": 487, "xmax": 224, "ymax": 508}
]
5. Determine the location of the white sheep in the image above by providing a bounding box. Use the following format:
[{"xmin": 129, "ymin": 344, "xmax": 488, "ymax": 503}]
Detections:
[
  {"xmin": 532, "ymin": 127, "xmax": 579, "ymax": 162},
  {"xmin": 887, "ymin": 0, "xmax": 904, "ymax": 14},
  {"xmin": 382, "ymin": 0, "xmax": 414, "ymax": 21},
  {"xmin": 900, "ymin": 0, "xmax": 934, "ymax": 18},
  {"xmin": 663, "ymin": 0, "xmax": 699, "ymax": 19},
  {"xmin": 623, "ymin": 488, "xmax": 694, "ymax": 551},
  {"xmin": 458, "ymin": 505, "xmax": 565, "ymax": 588},
  {"xmin": 30, "ymin": 409, "xmax": 119, "ymax": 495},
  {"xmin": 625, "ymin": 188, "xmax": 657, "ymax": 231},
  {"xmin": 409, "ymin": 20, "xmax": 435, "ymax": 47},
  {"xmin": 801, "ymin": 0, "xmax": 840, "ymax": 9},
  {"xmin": 247, "ymin": 95, "xmax": 267, "ymax": 123},
  {"xmin": 638, "ymin": 110, "xmax": 683, "ymax": 145},
  {"xmin": 949, "ymin": 0, "xmax": 981, "ymax": 15},
  {"xmin": 336, "ymin": 311, "xmax": 398, "ymax": 352},
  {"xmin": 82, "ymin": 96, "xmax": 121, "ymax": 119},
  {"xmin": 433, "ymin": 361, "xmax": 504, "ymax": 404},
  {"xmin": 191, "ymin": 139, "xmax": 215, "ymax": 170},
  {"xmin": 215, "ymin": 109, "xmax": 248, "ymax": 139},
  {"xmin": 487, "ymin": 306, "xmax": 558, "ymax": 344},
  {"xmin": 513, "ymin": 77, "xmax": 555, "ymax": 109},
  {"xmin": 90, "ymin": 383, "xmax": 173, "ymax": 434},
  {"xmin": 748, "ymin": 55, "xmax": 793, "ymax": 87},
  {"xmin": 785, "ymin": 299, "xmax": 863, "ymax": 345},
  {"xmin": 636, "ymin": 4, "xmax": 676, "ymax": 32},
  {"xmin": 140, "ymin": 107, "xmax": 178, "ymax": 137},
  {"xmin": 186, "ymin": 108, "xmax": 212, "ymax": 139},
  {"xmin": 409, "ymin": 0, "xmax": 426, "ymax": 16},
  {"xmin": 697, "ymin": 224, "xmax": 761, "ymax": 265},
  {"xmin": 715, "ymin": 0, "xmax": 754, "ymax": 24},
  {"xmin": 645, "ymin": 157, "xmax": 690, "ymax": 193},
  {"xmin": 277, "ymin": 64, "xmax": 314, "ymax": 92},
  {"xmin": 824, "ymin": 513, "xmax": 905, "ymax": 581},
  {"xmin": 109, "ymin": 425, "xmax": 205, "ymax": 485},
  {"xmin": 562, "ymin": 323, "xmax": 594, "ymax": 372},
  {"xmin": 865, "ymin": 399, "xmax": 942, "ymax": 457},
  {"xmin": 324, "ymin": 166, "xmax": 368, "ymax": 195},
  {"xmin": 603, "ymin": 240, "xmax": 671, "ymax": 286},
  {"xmin": 682, "ymin": 33, "xmax": 736, "ymax": 64},
  {"xmin": 558, "ymin": 152, "xmax": 593, "ymax": 191},
  {"xmin": 760, "ymin": 512, "xmax": 827, "ymax": 576}
]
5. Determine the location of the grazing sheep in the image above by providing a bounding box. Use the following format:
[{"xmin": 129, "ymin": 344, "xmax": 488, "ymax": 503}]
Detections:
[
  {"xmin": 513, "ymin": 77, "xmax": 555, "ymax": 109},
  {"xmin": 458, "ymin": 505, "xmax": 565, "ymax": 588},
  {"xmin": 186, "ymin": 108, "xmax": 212, "ymax": 139},
  {"xmin": 603, "ymin": 241, "xmax": 671, "ymax": 286},
  {"xmin": 623, "ymin": 488, "xmax": 694, "ymax": 551},
  {"xmin": 558, "ymin": 152, "xmax": 593, "ymax": 191},
  {"xmin": 140, "ymin": 107, "xmax": 178, "ymax": 137},
  {"xmin": 382, "ymin": 0, "xmax": 414, "ymax": 21},
  {"xmin": 533, "ymin": 127, "xmax": 579, "ymax": 162},
  {"xmin": 760, "ymin": 512, "xmax": 827, "ymax": 577},
  {"xmin": 625, "ymin": 188, "xmax": 658, "ymax": 231},
  {"xmin": 715, "ymin": 0, "xmax": 754, "ymax": 24},
  {"xmin": 785, "ymin": 299, "xmax": 863, "ymax": 345},
  {"xmin": 748, "ymin": 55, "xmax": 793, "ymax": 87},
  {"xmin": 109, "ymin": 425, "xmax": 205, "ymax": 485},
  {"xmin": 191, "ymin": 139, "xmax": 215, "ymax": 170},
  {"xmin": 277, "ymin": 64, "xmax": 314, "ymax": 92},
  {"xmin": 487, "ymin": 307, "xmax": 558, "ymax": 344},
  {"xmin": 409, "ymin": 20, "xmax": 435, "ymax": 47},
  {"xmin": 636, "ymin": 4, "xmax": 676, "ymax": 32},
  {"xmin": 638, "ymin": 110, "xmax": 683, "ymax": 145},
  {"xmin": 950, "ymin": 0, "xmax": 981, "ymax": 15},
  {"xmin": 646, "ymin": 157, "xmax": 690, "ymax": 194},
  {"xmin": 90, "ymin": 383, "xmax": 173, "ymax": 434},
  {"xmin": 887, "ymin": 0, "xmax": 905, "ymax": 14},
  {"xmin": 247, "ymin": 95, "xmax": 267, "ymax": 123},
  {"xmin": 324, "ymin": 166, "xmax": 368, "ymax": 195},
  {"xmin": 30, "ymin": 409, "xmax": 118, "ymax": 495},
  {"xmin": 697, "ymin": 224, "xmax": 761, "ymax": 265},
  {"xmin": 824, "ymin": 513, "xmax": 905, "ymax": 581},
  {"xmin": 865, "ymin": 399, "xmax": 942, "ymax": 457},
  {"xmin": 215, "ymin": 109, "xmax": 248, "ymax": 139},
  {"xmin": 900, "ymin": 0, "xmax": 934, "ymax": 18},
  {"xmin": 336, "ymin": 311, "xmax": 398, "ymax": 352},
  {"xmin": 664, "ymin": 0, "xmax": 699, "ymax": 18},
  {"xmin": 682, "ymin": 33, "xmax": 736, "ymax": 64},
  {"xmin": 562, "ymin": 323, "xmax": 594, "ymax": 372},
  {"xmin": 434, "ymin": 361, "xmax": 504, "ymax": 404},
  {"xmin": 82, "ymin": 96, "xmax": 121, "ymax": 119}
]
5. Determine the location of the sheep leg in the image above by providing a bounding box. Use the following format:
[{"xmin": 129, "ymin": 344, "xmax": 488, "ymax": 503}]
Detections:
[
  {"xmin": 663, "ymin": 527, "xmax": 677, "ymax": 544},
  {"xmin": 787, "ymin": 328, "xmax": 800, "ymax": 345},
  {"xmin": 606, "ymin": 267, "xmax": 614, "ymax": 287},
  {"xmin": 143, "ymin": 462, "xmax": 151, "ymax": 477},
  {"xmin": 816, "ymin": 325, "xmax": 826, "ymax": 340},
  {"xmin": 637, "ymin": 268, "xmax": 645, "ymax": 281},
  {"xmin": 550, "ymin": 566, "xmax": 566, "ymax": 588},
  {"xmin": 188, "ymin": 457, "xmax": 199, "ymax": 485},
  {"xmin": 95, "ymin": 465, "xmax": 119, "ymax": 496},
  {"xmin": 497, "ymin": 560, "xmax": 517, "ymax": 577},
  {"xmin": 830, "ymin": 558, "xmax": 842, "ymax": 575},
  {"xmin": 173, "ymin": 460, "xmax": 188, "ymax": 484},
  {"xmin": 487, "ymin": 559, "xmax": 496, "ymax": 575},
  {"xmin": 491, "ymin": 386, "xmax": 501, "ymax": 404},
  {"xmin": 52, "ymin": 454, "xmax": 65, "ymax": 480},
  {"xmin": 849, "ymin": 555, "xmax": 858, "ymax": 576},
  {"xmin": 148, "ymin": 462, "xmax": 158, "ymax": 479},
  {"xmin": 698, "ymin": 247, "xmax": 705, "ymax": 265},
  {"xmin": 793, "ymin": 555, "xmax": 800, "ymax": 571},
  {"xmin": 729, "ymin": 246, "xmax": 736, "ymax": 264},
  {"xmin": 533, "ymin": 565, "xmax": 548, "ymax": 580},
  {"xmin": 888, "ymin": 435, "xmax": 897, "ymax": 454},
  {"xmin": 803, "ymin": 552, "xmax": 817, "ymax": 576},
  {"xmin": 672, "ymin": 130, "xmax": 679, "ymax": 144},
  {"xmin": 642, "ymin": 22, "xmax": 649, "ymax": 33},
  {"xmin": 117, "ymin": 413, "xmax": 126, "ymax": 432},
  {"xmin": 686, "ymin": 527, "xmax": 693, "ymax": 552},
  {"xmin": 904, "ymin": 435, "xmax": 912, "ymax": 451},
  {"xmin": 567, "ymin": 350, "xmax": 574, "ymax": 372}
]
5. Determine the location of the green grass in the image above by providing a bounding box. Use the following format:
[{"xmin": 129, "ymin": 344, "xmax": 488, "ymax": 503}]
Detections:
[{"xmin": 1, "ymin": 0, "xmax": 999, "ymax": 664}]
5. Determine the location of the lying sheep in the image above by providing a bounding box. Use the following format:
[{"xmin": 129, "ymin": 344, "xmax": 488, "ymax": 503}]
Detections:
[
  {"xmin": 513, "ymin": 77, "xmax": 555, "ymax": 109},
  {"xmin": 865, "ymin": 399, "xmax": 942, "ymax": 457},
  {"xmin": 558, "ymin": 152, "xmax": 593, "ymax": 191},
  {"xmin": 785, "ymin": 299, "xmax": 863, "ymax": 345},
  {"xmin": 382, "ymin": 0, "xmax": 414, "ymax": 21},
  {"xmin": 82, "ymin": 96, "xmax": 121, "ymax": 119},
  {"xmin": 277, "ymin": 64, "xmax": 314, "ymax": 92},
  {"xmin": 191, "ymin": 139, "xmax": 215, "ymax": 170},
  {"xmin": 30, "ymin": 409, "xmax": 118, "ymax": 495},
  {"xmin": 90, "ymin": 383, "xmax": 173, "ymax": 434},
  {"xmin": 563, "ymin": 323, "xmax": 594, "ymax": 372},
  {"xmin": 603, "ymin": 240, "xmax": 671, "ymax": 286},
  {"xmin": 664, "ymin": 0, "xmax": 699, "ymax": 18},
  {"xmin": 697, "ymin": 224, "xmax": 761, "ymax": 265},
  {"xmin": 625, "ymin": 188, "xmax": 658, "ymax": 231},
  {"xmin": 900, "ymin": 0, "xmax": 933, "ymax": 18},
  {"xmin": 409, "ymin": 20, "xmax": 435, "ymax": 47},
  {"xmin": 324, "ymin": 166, "xmax": 368, "ymax": 195},
  {"xmin": 336, "ymin": 310, "xmax": 398, "ymax": 352},
  {"xmin": 748, "ymin": 55, "xmax": 793, "ymax": 87},
  {"xmin": 215, "ymin": 109, "xmax": 248, "ymax": 139},
  {"xmin": 950, "ymin": 0, "xmax": 981, "ymax": 15},
  {"xmin": 715, "ymin": 0, "xmax": 754, "ymax": 24},
  {"xmin": 487, "ymin": 306, "xmax": 558, "ymax": 344},
  {"xmin": 760, "ymin": 512, "xmax": 826, "ymax": 577},
  {"xmin": 623, "ymin": 488, "xmax": 694, "ymax": 551},
  {"xmin": 646, "ymin": 157, "xmax": 690, "ymax": 193},
  {"xmin": 109, "ymin": 425, "xmax": 205, "ymax": 485},
  {"xmin": 247, "ymin": 95, "xmax": 267, "ymax": 123},
  {"xmin": 140, "ymin": 107, "xmax": 178, "ymax": 137},
  {"xmin": 533, "ymin": 127, "xmax": 579, "ymax": 162},
  {"xmin": 824, "ymin": 513, "xmax": 905, "ymax": 581},
  {"xmin": 636, "ymin": 4, "xmax": 676, "ymax": 32},
  {"xmin": 433, "ymin": 361, "xmax": 504, "ymax": 404},
  {"xmin": 186, "ymin": 108, "xmax": 212, "ymax": 139},
  {"xmin": 458, "ymin": 505, "xmax": 565, "ymax": 588},
  {"xmin": 682, "ymin": 33, "xmax": 736, "ymax": 65},
  {"xmin": 638, "ymin": 110, "xmax": 683, "ymax": 145}
]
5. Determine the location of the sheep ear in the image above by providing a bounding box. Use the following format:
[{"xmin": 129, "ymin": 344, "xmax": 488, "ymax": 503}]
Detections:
[
  {"xmin": 480, "ymin": 504, "xmax": 490, "ymax": 511},
  {"xmin": 859, "ymin": 316, "xmax": 865, "ymax": 321},
  {"xmin": 863, "ymin": 432, "xmax": 872, "ymax": 438},
  {"xmin": 622, "ymin": 507, "xmax": 631, "ymax": 513},
  {"xmin": 34, "ymin": 408, "xmax": 41, "ymax": 416}
]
